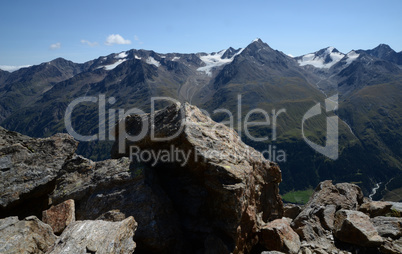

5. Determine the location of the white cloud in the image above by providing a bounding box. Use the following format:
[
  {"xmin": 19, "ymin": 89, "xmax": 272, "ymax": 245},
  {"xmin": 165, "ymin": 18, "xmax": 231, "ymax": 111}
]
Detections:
[
  {"xmin": 81, "ymin": 39, "xmax": 98, "ymax": 47},
  {"xmin": 0, "ymin": 65, "xmax": 32, "ymax": 72},
  {"xmin": 50, "ymin": 42, "xmax": 61, "ymax": 50},
  {"xmin": 105, "ymin": 34, "xmax": 131, "ymax": 46}
]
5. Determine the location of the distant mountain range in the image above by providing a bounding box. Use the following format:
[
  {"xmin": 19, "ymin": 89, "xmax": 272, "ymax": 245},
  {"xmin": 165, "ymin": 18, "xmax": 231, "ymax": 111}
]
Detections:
[{"xmin": 1, "ymin": 39, "xmax": 401, "ymax": 200}]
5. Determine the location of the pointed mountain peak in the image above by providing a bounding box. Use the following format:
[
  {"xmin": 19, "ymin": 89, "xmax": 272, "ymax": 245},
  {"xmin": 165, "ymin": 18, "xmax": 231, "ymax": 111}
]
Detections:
[
  {"xmin": 244, "ymin": 38, "xmax": 273, "ymax": 52},
  {"xmin": 252, "ymin": 38, "xmax": 263, "ymax": 43},
  {"xmin": 375, "ymin": 43, "xmax": 393, "ymax": 50}
]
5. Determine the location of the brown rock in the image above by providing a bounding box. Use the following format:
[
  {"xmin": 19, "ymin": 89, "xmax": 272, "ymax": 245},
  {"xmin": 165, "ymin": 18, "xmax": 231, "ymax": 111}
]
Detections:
[
  {"xmin": 260, "ymin": 218, "xmax": 301, "ymax": 254},
  {"xmin": 0, "ymin": 216, "xmax": 57, "ymax": 254},
  {"xmin": 359, "ymin": 201, "xmax": 393, "ymax": 217},
  {"xmin": 283, "ymin": 203, "xmax": 302, "ymax": 220},
  {"xmin": 42, "ymin": 199, "xmax": 75, "ymax": 234},
  {"xmin": 333, "ymin": 209, "xmax": 383, "ymax": 247},
  {"xmin": 48, "ymin": 216, "xmax": 137, "ymax": 254},
  {"xmin": 111, "ymin": 102, "xmax": 283, "ymax": 253}
]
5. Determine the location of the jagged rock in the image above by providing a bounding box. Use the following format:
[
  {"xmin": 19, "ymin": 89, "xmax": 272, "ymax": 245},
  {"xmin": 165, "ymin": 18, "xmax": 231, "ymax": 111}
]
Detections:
[
  {"xmin": 380, "ymin": 237, "xmax": 402, "ymax": 254},
  {"xmin": 0, "ymin": 127, "xmax": 77, "ymax": 218},
  {"xmin": 283, "ymin": 203, "xmax": 302, "ymax": 220},
  {"xmin": 50, "ymin": 155, "xmax": 181, "ymax": 253},
  {"xmin": 371, "ymin": 216, "xmax": 402, "ymax": 239},
  {"xmin": 359, "ymin": 201, "xmax": 392, "ymax": 217},
  {"xmin": 0, "ymin": 216, "xmax": 57, "ymax": 253},
  {"xmin": 97, "ymin": 209, "xmax": 126, "ymax": 222},
  {"xmin": 333, "ymin": 209, "xmax": 383, "ymax": 247},
  {"xmin": 260, "ymin": 218, "xmax": 301, "ymax": 254},
  {"xmin": 111, "ymin": 102, "xmax": 283, "ymax": 253},
  {"xmin": 42, "ymin": 199, "xmax": 75, "ymax": 234},
  {"xmin": 48, "ymin": 216, "xmax": 137, "ymax": 254},
  {"xmin": 291, "ymin": 181, "xmax": 364, "ymax": 249}
]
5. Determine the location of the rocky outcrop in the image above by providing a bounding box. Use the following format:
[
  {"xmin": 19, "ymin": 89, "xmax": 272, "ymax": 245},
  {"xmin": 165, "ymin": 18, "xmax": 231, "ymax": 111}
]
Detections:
[
  {"xmin": 111, "ymin": 102, "xmax": 283, "ymax": 253},
  {"xmin": 49, "ymin": 155, "xmax": 181, "ymax": 253},
  {"xmin": 42, "ymin": 199, "xmax": 75, "ymax": 234},
  {"xmin": 48, "ymin": 216, "xmax": 137, "ymax": 254},
  {"xmin": 291, "ymin": 180, "xmax": 364, "ymax": 250},
  {"xmin": 260, "ymin": 218, "xmax": 301, "ymax": 254},
  {"xmin": 0, "ymin": 216, "xmax": 57, "ymax": 254},
  {"xmin": 0, "ymin": 127, "xmax": 77, "ymax": 218}
]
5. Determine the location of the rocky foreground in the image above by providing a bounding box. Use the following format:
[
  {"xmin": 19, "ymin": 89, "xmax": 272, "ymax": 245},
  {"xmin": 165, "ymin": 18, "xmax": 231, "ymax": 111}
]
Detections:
[{"xmin": 0, "ymin": 103, "xmax": 401, "ymax": 254}]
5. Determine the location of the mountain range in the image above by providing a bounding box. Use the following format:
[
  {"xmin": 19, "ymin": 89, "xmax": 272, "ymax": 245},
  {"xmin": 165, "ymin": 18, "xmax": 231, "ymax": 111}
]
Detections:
[{"xmin": 0, "ymin": 39, "xmax": 401, "ymax": 200}]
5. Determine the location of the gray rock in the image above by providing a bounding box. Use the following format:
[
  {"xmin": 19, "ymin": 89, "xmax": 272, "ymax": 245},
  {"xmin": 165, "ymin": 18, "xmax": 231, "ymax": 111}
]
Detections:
[
  {"xmin": 50, "ymin": 155, "xmax": 182, "ymax": 253},
  {"xmin": 48, "ymin": 217, "xmax": 137, "ymax": 254},
  {"xmin": 333, "ymin": 209, "xmax": 383, "ymax": 247},
  {"xmin": 0, "ymin": 216, "xmax": 57, "ymax": 254},
  {"xmin": 380, "ymin": 237, "xmax": 402, "ymax": 254},
  {"xmin": 111, "ymin": 102, "xmax": 284, "ymax": 253},
  {"xmin": 371, "ymin": 216, "xmax": 402, "ymax": 239},
  {"xmin": 0, "ymin": 127, "xmax": 77, "ymax": 218},
  {"xmin": 389, "ymin": 202, "xmax": 402, "ymax": 216}
]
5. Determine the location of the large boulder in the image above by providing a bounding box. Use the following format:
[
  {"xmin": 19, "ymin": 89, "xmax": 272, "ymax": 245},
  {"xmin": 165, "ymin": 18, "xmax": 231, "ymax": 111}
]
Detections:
[
  {"xmin": 260, "ymin": 218, "xmax": 301, "ymax": 254},
  {"xmin": 0, "ymin": 127, "xmax": 77, "ymax": 218},
  {"xmin": 333, "ymin": 209, "xmax": 383, "ymax": 247},
  {"xmin": 291, "ymin": 181, "xmax": 364, "ymax": 249},
  {"xmin": 111, "ymin": 102, "xmax": 283, "ymax": 253},
  {"xmin": 48, "ymin": 216, "xmax": 137, "ymax": 254},
  {"xmin": 0, "ymin": 216, "xmax": 57, "ymax": 254}
]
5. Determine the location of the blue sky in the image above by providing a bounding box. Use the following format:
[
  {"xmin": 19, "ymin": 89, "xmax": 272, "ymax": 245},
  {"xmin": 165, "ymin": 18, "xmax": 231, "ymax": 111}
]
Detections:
[{"xmin": 1, "ymin": 0, "xmax": 401, "ymax": 70}]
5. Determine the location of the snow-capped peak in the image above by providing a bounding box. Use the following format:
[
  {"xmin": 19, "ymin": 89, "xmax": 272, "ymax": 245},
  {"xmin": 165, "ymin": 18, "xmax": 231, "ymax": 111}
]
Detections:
[
  {"xmin": 298, "ymin": 47, "xmax": 345, "ymax": 69},
  {"xmin": 344, "ymin": 50, "xmax": 360, "ymax": 65},
  {"xmin": 197, "ymin": 48, "xmax": 244, "ymax": 76}
]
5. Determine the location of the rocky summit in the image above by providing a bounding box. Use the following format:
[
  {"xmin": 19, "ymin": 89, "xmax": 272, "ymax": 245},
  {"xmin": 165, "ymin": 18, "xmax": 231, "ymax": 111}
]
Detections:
[{"xmin": 0, "ymin": 103, "xmax": 401, "ymax": 253}]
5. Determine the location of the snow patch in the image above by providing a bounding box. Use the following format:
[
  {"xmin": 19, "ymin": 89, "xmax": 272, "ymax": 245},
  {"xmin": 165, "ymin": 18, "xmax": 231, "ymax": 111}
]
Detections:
[
  {"xmin": 171, "ymin": 56, "xmax": 180, "ymax": 61},
  {"xmin": 134, "ymin": 55, "xmax": 141, "ymax": 60},
  {"xmin": 298, "ymin": 47, "xmax": 345, "ymax": 68},
  {"xmin": 197, "ymin": 48, "xmax": 244, "ymax": 76},
  {"xmin": 103, "ymin": 59, "xmax": 127, "ymax": 70},
  {"xmin": 146, "ymin": 56, "xmax": 160, "ymax": 67},
  {"xmin": 115, "ymin": 52, "xmax": 128, "ymax": 59},
  {"xmin": 345, "ymin": 51, "xmax": 359, "ymax": 65}
]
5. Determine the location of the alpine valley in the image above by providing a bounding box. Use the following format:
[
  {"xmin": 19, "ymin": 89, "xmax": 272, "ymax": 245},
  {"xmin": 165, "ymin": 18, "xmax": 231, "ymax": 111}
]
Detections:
[{"xmin": 0, "ymin": 39, "xmax": 401, "ymax": 200}]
